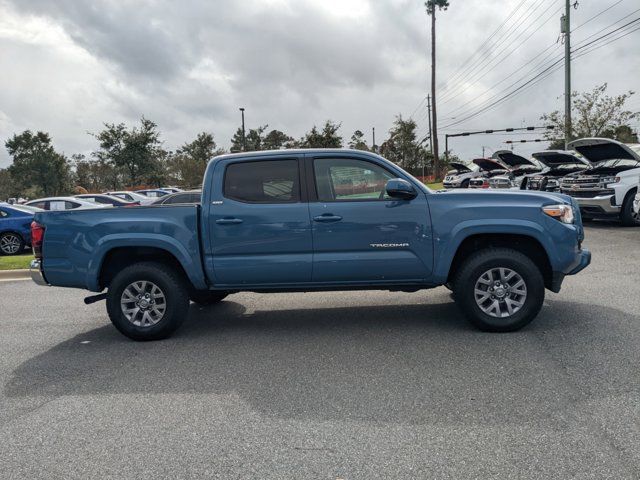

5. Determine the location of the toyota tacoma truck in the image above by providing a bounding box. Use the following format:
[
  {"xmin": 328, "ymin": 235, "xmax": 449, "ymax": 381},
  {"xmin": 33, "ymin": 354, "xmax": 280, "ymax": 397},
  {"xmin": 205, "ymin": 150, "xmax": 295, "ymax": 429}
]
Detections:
[
  {"xmin": 29, "ymin": 149, "xmax": 591, "ymax": 340},
  {"xmin": 560, "ymin": 138, "xmax": 640, "ymax": 226}
]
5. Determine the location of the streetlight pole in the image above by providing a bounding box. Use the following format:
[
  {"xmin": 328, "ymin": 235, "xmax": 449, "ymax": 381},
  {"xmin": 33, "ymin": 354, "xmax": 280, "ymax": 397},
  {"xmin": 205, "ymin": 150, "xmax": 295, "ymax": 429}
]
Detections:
[
  {"xmin": 562, "ymin": 1, "xmax": 572, "ymax": 149},
  {"xmin": 239, "ymin": 107, "xmax": 246, "ymax": 151}
]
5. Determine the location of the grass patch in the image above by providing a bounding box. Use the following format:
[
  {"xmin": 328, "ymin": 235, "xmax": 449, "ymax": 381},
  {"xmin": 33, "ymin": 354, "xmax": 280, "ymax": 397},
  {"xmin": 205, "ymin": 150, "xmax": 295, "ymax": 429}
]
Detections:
[
  {"xmin": 426, "ymin": 182, "xmax": 444, "ymax": 190},
  {"xmin": 0, "ymin": 253, "xmax": 33, "ymax": 270}
]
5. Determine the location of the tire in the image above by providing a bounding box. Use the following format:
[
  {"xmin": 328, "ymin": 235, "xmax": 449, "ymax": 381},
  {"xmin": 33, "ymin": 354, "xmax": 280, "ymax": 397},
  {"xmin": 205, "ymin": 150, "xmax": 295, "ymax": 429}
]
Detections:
[
  {"xmin": 620, "ymin": 190, "xmax": 640, "ymax": 227},
  {"xmin": 0, "ymin": 232, "xmax": 25, "ymax": 256},
  {"xmin": 460, "ymin": 179, "xmax": 470, "ymax": 189},
  {"xmin": 106, "ymin": 261, "xmax": 190, "ymax": 341},
  {"xmin": 452, "ymin": 248, "xmax": 545, "ymax": 332},
  {"xmin": 190, "ymin": 291, "xmax": 228, "ymax": 305}
]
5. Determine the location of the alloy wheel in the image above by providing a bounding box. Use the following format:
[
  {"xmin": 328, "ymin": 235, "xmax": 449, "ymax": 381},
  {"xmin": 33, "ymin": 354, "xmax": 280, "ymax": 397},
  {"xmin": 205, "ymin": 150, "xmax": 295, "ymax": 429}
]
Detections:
[
  {"xmin": 120, "ymin": 280, "xmax": 167, "ymax": 327},
  {"xmin": 474, "ymin": 267, "xmax": 527, "ymax": 318}
]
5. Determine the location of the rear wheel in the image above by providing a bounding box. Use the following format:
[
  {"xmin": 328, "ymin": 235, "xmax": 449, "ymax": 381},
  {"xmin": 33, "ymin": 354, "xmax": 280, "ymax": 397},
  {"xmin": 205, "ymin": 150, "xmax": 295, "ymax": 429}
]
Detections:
[
  {"xmin": 620, "ymin": 190, "xmax": 640, "ymax": 226},
  {"xmin": 106, "ymin": 262, "xmax": 189, "ymax": 341},
  {"xmin": 0, "ymin": 232, "xmax": 25, "ymax": 255},
  {"xmin": 452, "ymin": 248, "xmax": 545, "ymax": 332},
  {"xmin": 460, "ymin": 179, "xmax": 470, "ymax": 189}
]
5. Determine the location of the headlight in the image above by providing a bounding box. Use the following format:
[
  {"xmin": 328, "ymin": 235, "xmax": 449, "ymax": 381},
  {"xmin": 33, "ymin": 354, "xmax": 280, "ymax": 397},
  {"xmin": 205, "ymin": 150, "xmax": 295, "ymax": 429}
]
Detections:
[
  {"xmin": 542, "ymin": 204, "xmax": 574, "ymax": 224},
  {"xmin": 599, "ymin": 176, "xmax": 619, "ymax": 186}
]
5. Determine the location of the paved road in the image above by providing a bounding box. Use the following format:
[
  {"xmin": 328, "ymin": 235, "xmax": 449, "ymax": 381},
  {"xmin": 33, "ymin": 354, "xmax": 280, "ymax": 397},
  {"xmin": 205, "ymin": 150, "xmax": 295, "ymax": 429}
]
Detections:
[{"xmin": 1, "ymin": 223, "xmax": 639, "ymax": 479}]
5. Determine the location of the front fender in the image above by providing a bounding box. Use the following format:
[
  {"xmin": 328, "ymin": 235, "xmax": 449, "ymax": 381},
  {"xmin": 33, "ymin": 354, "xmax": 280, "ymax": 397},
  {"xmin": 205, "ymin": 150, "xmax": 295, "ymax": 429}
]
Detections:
[
  {"xmin": 87, "ymin": 233, "xmax": 207, "ymax": 292},
  {"xmin": 432, "ymin": 219, "xmax": 566, "ymax": 283}
]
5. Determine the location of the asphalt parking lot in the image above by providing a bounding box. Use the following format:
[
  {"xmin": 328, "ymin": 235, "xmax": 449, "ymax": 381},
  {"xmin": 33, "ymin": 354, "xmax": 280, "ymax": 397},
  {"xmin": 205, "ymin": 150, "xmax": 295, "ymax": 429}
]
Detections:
[{"xmin": 1, "ymin": 223, "xmax": 639, "ymax": 479}]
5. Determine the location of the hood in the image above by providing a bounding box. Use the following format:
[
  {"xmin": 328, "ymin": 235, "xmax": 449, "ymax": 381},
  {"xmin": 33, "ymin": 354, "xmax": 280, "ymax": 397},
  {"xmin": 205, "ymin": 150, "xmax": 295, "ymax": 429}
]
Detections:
[
  {"xmin": 473, "ymin": 157, "xmax": 506, "ymax": 172},
  {"xmin": 568, "ymin": 138, "xmax": 640, "ymax": 163},
  {"xmin": 448, "ymin": 161, "xmax": 473, "ymax": 173},
  {"xmin": 532, "ymin": 150, "xmax": 590, "ymax": 167},
  {"xmin": 492, "ymin": 150, "xmax": 537, "ymax": 168}
]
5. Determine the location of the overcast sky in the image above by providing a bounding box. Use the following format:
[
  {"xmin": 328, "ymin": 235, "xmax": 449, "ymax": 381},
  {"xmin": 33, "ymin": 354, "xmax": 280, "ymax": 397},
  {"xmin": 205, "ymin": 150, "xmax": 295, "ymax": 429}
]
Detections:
[{"xmin": 0, "ymin": 0, "xmax": 639, "ymax": 168}]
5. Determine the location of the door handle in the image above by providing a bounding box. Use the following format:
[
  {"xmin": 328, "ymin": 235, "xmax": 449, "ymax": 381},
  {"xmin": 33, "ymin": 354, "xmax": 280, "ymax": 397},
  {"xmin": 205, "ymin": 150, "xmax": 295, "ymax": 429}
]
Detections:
[
  {"xmin": 313, "ymin": 214, "xmax": 343, "ymax": 223},
  {"xmin": 216, "ymin": 217, "xmax": 243, "ymax": 225}
]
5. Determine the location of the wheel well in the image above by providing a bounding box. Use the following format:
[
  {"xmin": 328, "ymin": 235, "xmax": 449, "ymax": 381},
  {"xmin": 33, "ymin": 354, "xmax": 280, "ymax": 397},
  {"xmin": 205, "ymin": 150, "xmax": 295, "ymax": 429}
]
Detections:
[
  {"xmin": 447, "ymin": 234, "xmax": 553, "ymax": 289},
  {"xmin": 98, "ymin": 247, "xmax": 191, "ymax": 290}
]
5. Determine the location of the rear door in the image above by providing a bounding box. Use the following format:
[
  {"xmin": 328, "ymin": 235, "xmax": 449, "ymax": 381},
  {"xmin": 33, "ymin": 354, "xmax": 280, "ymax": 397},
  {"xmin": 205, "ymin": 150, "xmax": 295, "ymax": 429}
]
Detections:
[
  {"xmin": 205, "ymin": 155, "xmax": 312, "ymax": 286},
  {"xmin": 306, "ymin": 153, "xmax": 433, "ymax": 284}
]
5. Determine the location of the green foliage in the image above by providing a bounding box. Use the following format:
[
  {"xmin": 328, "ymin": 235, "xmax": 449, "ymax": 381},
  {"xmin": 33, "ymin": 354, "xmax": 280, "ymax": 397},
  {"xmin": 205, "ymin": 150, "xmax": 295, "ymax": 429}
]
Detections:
[
  {"xmin": 5, "ymin": 130, "xmax": 72, "ymax": 197},
  {"xmin": 425, "ymin": 0, "xmax": 449, "ymax": 14},
  {"xmin": 541, "ymin": 84, "xmax": 639, "ymax": 148},
  {"xmin": 379, "ymin": 116, "xmax": 432, "ymax": 175},
  {"xmin": 171, "ymin": 132, "xmax": 224, "ymax": 187},
  {"xmin": 0, "ymin": 168, "xmax": 17, "ymax": 200},
  {"xmin": 92, "ymin": 117, "xmax": 165, "ymax": 187},
  {"xmin": 298, "ymin": 121, "xmax": 343, "ymax": 148},
  {"xmin": 263, "ymin": 129, "xmax": 295, "ymax": 150},
  {"xmin": 348, "ymin": 130, "xmax": 370, "ymax": 151}
]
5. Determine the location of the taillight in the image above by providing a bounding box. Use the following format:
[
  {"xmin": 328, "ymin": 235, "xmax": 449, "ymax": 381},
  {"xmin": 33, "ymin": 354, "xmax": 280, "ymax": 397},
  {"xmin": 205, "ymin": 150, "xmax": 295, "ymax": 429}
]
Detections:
[
  {"xmin": 124, "ymin": 202, "xmax": 140, "ymax": 207},
  {"xmin": 31, "ymin": 221, "xmax": 45, "ymax": 259}
]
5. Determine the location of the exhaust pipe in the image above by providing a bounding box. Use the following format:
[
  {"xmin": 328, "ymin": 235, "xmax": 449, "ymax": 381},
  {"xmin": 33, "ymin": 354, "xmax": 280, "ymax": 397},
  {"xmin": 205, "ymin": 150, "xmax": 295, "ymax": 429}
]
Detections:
[{"xmin": 84, "ymin": 293, "xmax": 107, "ymax": 305}]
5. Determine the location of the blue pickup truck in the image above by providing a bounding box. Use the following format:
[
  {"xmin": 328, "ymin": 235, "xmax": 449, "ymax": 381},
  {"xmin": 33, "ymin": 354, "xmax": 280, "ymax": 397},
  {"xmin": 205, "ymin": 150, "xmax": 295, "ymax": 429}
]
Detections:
[{"xmin": 30, "ymin": 149, "xmax": 591, "ymax": 340}]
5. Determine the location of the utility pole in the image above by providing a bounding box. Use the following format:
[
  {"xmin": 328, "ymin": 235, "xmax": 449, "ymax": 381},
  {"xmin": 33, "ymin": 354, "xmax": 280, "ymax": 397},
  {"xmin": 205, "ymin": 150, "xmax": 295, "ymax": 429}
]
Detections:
[
  {"xmin": 562, "ymin": 1, "xmax": 572, "ymax": 150},
  {"xmin": 239, "ymin": 107, "xmax": 246, "ymax": 151},
  {"xmin": 426, "ymin": 94, "xmax": 433, "ymax": 155},
  {"xmin": 430, "ymin": 13, "xmax": 439, "ymax": 176},
  {"xmin": 372, "ymin": 127, "xmax": 376, "ymax": 153}
]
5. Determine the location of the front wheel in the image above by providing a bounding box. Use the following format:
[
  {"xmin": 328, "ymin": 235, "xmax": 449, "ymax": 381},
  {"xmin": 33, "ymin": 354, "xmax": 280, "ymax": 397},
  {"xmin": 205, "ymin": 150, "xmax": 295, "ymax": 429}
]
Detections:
[
  {"xmin": 106, "ymin": 262, "xmax": 190, "ymax": 341},
  {"xmin": 452, "ymin": 248, "xmax": 545, "ymax": 332},
  {"xmin": 620, "ymin": 190, "xmax": 640, "ymax": 226}
]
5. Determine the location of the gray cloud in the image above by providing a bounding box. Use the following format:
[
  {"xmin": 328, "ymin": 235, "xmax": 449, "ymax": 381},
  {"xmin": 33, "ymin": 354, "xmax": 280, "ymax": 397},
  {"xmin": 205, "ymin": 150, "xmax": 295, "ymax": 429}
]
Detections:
[{"xmin": 0, "ymin": 0, "xmax": 638, "ymax": 167}]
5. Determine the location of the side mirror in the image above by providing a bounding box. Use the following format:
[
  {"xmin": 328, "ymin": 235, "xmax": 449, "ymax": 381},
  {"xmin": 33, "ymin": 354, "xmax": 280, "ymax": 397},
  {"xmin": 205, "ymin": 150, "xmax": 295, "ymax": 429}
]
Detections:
[{"xmin": 385, "ymin": 178, "xmax": 417, "ymax": 200}]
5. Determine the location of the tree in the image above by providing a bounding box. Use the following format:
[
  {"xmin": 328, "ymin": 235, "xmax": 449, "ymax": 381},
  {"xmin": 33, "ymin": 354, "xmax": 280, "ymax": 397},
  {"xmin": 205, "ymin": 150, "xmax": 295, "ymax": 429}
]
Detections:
[
  {"xmin": 5, "ymin": 130, "xmax": 72, "ymax": 196},
  {"xmin": 230, "ymin": 125, "xmax": 269, "ymax": 152},
  {"xmin": 299, "ymin": 121, "xmax": 343, "ymax": 148},
  {"xmin": 379, "ymin": 115, "xmax": 432, "ymax": 176},
  {"xmin": 425, "ymin": 0, "xmax": 449, "ymax": 178},
  {"xmin": 171, "ymin": 132, "xmax": 225, "ymax": 187},
  {"xmin": 0, "ymin": 168, "xmax": 17, "ymax": 200},
  {"xmin": 541, "ymin": 84, "xmax": 639, "ymax": 149},
  {"xmin": 263, "ymin": 129, "xmax": 295, "ymax": 150},
  {"xmin": 348, "ymin": 130, "xmax": 369, "ymax": 151},
  {"xmin": 92, "ymin": 117, "xmax": 164, "ymax": 186}
]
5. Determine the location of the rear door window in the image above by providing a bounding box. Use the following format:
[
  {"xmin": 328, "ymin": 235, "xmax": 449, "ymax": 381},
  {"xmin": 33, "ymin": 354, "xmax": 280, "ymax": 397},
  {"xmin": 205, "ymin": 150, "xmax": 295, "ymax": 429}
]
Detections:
[{"xmin": 224, "ymin": 160, "xmax": 300, "ymax": 203}]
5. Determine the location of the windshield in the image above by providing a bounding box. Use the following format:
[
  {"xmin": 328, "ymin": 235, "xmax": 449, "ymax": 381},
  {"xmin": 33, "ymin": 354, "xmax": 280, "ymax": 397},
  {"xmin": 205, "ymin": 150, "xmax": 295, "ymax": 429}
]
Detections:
[{"xmin": 590, "ymin": 158, "xmax": 640, "ymax": 169}]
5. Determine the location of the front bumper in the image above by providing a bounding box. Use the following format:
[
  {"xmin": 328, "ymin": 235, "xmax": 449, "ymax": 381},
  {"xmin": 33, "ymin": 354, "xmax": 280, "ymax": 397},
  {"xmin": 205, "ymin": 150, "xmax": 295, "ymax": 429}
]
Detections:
[
  {"xmin": 30, "ymin": 259, "xmax": 49, "ymax": 286},
  {"xmin": 568, "ymin": 248, "xmax": 591, "ymax": 275},
  {"xmin": 574, "ymin": 195, "xmax": 620, "ymax": 214}
]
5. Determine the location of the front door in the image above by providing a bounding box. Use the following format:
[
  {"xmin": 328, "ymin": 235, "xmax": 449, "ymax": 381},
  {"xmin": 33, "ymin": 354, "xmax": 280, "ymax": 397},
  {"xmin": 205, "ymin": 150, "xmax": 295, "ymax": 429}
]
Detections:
[
  {"xmin": 207, "ymin": 156, "xmax": 312, "ymax": 286},
  {"xmin": 307, "ymin": 154, "xmax": 433, "ymax": 284}
]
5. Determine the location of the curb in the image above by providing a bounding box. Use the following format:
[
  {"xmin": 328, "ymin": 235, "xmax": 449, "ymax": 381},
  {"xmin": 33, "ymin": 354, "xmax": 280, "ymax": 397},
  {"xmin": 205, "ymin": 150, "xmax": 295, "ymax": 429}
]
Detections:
[{"xmin": 0, "ymin": 269, "xmax": 30, "ymax": 281}]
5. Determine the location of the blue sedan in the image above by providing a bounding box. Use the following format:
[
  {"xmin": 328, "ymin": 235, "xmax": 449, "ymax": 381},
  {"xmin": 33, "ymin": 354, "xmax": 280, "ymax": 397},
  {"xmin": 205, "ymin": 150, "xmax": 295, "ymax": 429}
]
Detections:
[{"xmin": 0, "ymin": 203, "xmax": 41, "ymax": 255}]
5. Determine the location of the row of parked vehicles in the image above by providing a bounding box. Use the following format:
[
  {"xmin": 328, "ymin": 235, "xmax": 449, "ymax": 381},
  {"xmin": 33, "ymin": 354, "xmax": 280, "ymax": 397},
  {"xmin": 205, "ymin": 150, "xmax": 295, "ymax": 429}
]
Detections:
[
  {"xmin": 442, "ymin": 138, "xmax": 640, "ymax": 226},
  {"xmin": 0, "ymin": 187, "xmax": 202, "ymax": 255}
]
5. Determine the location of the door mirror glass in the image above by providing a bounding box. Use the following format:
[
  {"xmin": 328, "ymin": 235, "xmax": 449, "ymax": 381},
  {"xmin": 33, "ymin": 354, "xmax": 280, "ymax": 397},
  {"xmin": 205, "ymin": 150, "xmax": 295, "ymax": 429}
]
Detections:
[{"xmin": 385, "ymin": 179, "xmax": 417, "ymax": 200}]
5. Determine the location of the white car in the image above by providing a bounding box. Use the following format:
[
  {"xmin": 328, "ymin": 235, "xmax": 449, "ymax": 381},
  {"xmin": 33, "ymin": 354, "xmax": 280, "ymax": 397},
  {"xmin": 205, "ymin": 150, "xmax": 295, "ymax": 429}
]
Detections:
[
  {"xmin": 104, "ymin": 191, "xmax": 155, "ymax": 205},
  {"xmin": 561, "ymin": 138, "xmax": 640, "ymax": 226},
  {"xmin": 25, "ymin": 196, "xmax": 108, "ymax": 211},
  {"xmin": 633, "ymin": 190, "xmax": 640, "ymax": 217},
  {"xmin": 492, "ymin": 150, "xmax": 542, "ymax": 189},
  {"xmin": 442, "ymin": 162, "xmax": 481, "ymax": 189}
]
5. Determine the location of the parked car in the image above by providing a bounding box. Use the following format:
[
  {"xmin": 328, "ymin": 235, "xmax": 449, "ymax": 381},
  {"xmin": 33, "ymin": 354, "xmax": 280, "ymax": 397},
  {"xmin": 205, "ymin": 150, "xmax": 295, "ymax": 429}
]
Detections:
[
  {"xmin": 76, "ymin": 194, "xmax": 140, "ymax": 207},
  {"xmin": 468, "ymin": 158, "xmax": 511, "ymax": 188},
  {"xmin": 526, "ymin": 150, "xmax": 589, "ymax": 192},
  {"xmin": 30, "ymin": 149, "xmax": 591, "ymax": 340},
  {"xmin": 0, "ymin": 203, "xmax": 42, "ymax": 255},
  {"xmin": 159, "ymin": 187, "xmax": 183, "ymax": 193},
  {"xmin": 442, "ymin": 162, "xmax": 481, "ymax": 189},
  {"xmin": 152, "ymin": 190, "xmax": 202, "ymax": 205},
  {"xmin": 634, "ymin": 190, "xmax": 640, "ymax": 217},
  {"xmin": 25, "ymin": 197, "xmax": 107, "ymax": 211},
  {"xmin": 135, "ymin": 189, "xmax": 169, "ymax": 198},
  {"xmin": 105, "ymin": 191, "xmax": 155, "ymax": 205},
  {"xmin": 491, "ymin": 150, "xmax": 542, "ymax": 189},
  {"xmin": 560, "ymin": 138, "xmax": 640, "ymax": 225}
]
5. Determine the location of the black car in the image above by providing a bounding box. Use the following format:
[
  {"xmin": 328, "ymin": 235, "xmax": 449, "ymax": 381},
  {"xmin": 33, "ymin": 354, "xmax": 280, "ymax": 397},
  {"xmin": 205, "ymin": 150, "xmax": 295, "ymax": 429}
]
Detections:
[
  {"xmin": 75, "ymin": 194, "xmax": 139, "ymax": 207},
  {"xmin": 152, "ymin": 190, "xmax": 202, "ymax": 205}
]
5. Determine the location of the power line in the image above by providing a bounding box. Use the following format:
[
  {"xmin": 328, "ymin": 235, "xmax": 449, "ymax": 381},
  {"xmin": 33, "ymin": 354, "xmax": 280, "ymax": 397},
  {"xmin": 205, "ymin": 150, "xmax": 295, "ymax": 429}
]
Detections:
[
  {"xmin": 437, "ymin": 0, "xmax": 556, "ymax": 104},
  {"xmin": 573, "ymin": 16, "xmax": 640, "ymax": 53},
  {"xmin": 572, "ymin": 6, "xmax": 640, "ymax": 47},
  {"xmin": 572, "ymin": 0, "xmax": 626, "ymax": 31}
]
